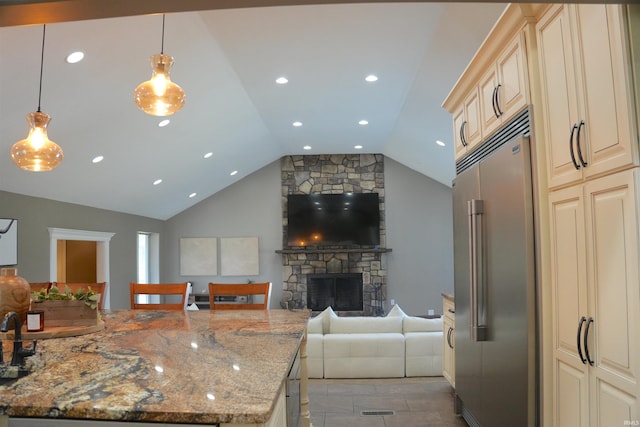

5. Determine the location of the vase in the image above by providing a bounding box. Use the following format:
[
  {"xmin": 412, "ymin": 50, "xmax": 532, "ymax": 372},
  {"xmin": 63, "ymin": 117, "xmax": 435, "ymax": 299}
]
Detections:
[{"xmin": 0, "ymin": 268, "xmax": 31, "ymax": 324}]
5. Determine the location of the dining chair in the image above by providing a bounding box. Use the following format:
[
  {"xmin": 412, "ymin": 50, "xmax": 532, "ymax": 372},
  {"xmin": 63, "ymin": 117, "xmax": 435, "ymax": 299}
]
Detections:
[
  {"xmin": 55, "ymin": 282, "xmax": 107, "ymax": 310},
  {"xmin": 208, "ymin": 282, "xmax": 272, "ymax": 310},
  {"xmin": 129, "ymin": 282, "xmax": 189, "ymax": 310}
]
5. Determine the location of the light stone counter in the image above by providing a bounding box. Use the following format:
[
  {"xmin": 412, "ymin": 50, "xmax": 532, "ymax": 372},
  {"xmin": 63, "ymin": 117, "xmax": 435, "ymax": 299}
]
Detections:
[{"xmin": 0, "ymin": 310, "xmax": 310, "ymax": 426}]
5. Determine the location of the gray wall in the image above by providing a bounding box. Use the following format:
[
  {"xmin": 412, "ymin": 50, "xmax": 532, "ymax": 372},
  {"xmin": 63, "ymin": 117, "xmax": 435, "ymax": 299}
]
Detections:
[
  {"xmin": 161, "ymin": 161, "xmax": 284, "ymax": 305},
  {"xmin": 384, "ymin": 157, "xmax": 454, "ymax": 315},
  {"xmin": 162, "ymin": 157, "xmax": 454, "ymax": 314},
  {"xmin": 0, "ymin": 190, "xmax": 164, "ymax": 309}
]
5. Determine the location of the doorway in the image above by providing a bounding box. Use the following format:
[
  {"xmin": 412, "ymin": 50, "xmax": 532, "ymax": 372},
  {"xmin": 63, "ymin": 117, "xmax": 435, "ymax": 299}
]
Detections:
[{"xmin": 48, "ymin": 228, "xmax": 115, "ymax": 309}]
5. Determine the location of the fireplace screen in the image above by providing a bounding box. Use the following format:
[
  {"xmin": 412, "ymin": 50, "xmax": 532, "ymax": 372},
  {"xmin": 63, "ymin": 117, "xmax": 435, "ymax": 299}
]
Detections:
[{"xmin": 307, "ymin": 273, "xmax": 363, "ymax": 311}]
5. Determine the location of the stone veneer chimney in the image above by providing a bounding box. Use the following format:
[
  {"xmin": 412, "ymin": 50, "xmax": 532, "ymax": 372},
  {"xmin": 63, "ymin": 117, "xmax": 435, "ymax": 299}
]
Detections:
[{"xmin": 279, "ymin": 154, "xmax": 387, "ymax": 315}]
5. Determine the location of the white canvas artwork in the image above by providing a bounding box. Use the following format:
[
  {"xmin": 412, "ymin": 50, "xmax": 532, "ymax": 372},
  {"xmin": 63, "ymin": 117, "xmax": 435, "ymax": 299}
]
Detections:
[
  {"xmin": 180, "ymin": 237, "xmax": 218, "ymax": 276},
  {"xmin": 220, "ymin": 237, "xmax": 259, "ymax": 276}
]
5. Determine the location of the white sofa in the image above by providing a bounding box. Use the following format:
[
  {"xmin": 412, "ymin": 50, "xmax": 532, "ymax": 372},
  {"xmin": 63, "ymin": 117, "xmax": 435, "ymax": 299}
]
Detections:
[{"xmin": 306, "ymin": 305, "xmax": 443, "ymax": 378}]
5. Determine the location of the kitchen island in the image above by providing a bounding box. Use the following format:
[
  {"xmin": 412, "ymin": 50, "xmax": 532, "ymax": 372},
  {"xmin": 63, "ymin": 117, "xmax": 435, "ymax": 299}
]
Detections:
[{"xmin": 0, "ymin": 309, "xmax": 311, "ymax": 426}]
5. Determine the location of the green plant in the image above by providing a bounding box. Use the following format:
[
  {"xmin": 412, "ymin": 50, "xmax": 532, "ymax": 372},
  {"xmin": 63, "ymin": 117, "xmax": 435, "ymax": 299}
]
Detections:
[{"xmin": 31, "ymin": 285, "xmax": 100, "ymax": 309}]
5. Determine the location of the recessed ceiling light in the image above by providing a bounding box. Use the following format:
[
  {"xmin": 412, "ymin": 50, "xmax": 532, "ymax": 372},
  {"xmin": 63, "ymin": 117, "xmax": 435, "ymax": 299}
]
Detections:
[
  {"xmin": 158, "ymin": 119, "xmax": 170, "ymax": 127},
  {"xmin": 203, "ymin": 152, "xmax": 213, "ymax": 159},
  {"xmin": 275, "ymin": 77, "xmax": 288, "ymax": 84},
  {"xmin": 153, "ymin": 179, "xmax": 162, "ymax": 185},
  {"xmin": 292, "ymin": 121, "xmax": 302, "ymax": 127},
  {"xmin": 66, "ymin": 51, "xmax": 84, "ymax": 64},
  {"xmin": 358, "ymin": 120, "xmax": 369, "ymax": 125},
  {"xmin": 436, "ymin": 140, "xmax": 446, "ymax": 147},
  {"xmin": 189, "ymin": 192, "xmax": 197, "ymax": 198},
  {"xmin": 230, "ymin": 170, "xmax": 238, "ymax": 176},
  {"xmin": 303, "ymin": 145, "xmax": 312, "ymax": 150},
  {"xmin": 92, "ymin": 155, "xmax": 104, "ymax": 163},
  {"xmin": 365, "ymin": 75, "xmax": 378, "ymax": 82},
  {"xmin": 354, "ymin": 145, "xmax": 363, "ymax": 150}
]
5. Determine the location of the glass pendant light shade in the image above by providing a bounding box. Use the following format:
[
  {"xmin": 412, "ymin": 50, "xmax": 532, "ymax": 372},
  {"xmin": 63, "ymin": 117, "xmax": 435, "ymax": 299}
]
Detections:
[
  {"xmin": 134, "ymin": 53, "xmax": 185, "ymax": 116},
  {"xmin": 11, "ymin": 111, "xmax": 63, "ymax": 172}
]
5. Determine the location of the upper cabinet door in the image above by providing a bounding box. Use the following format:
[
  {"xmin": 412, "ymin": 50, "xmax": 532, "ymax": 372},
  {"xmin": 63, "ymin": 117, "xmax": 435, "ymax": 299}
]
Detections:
[
  {"xmin": 495, "ymin": 33, "xmax": 528, "ymax": 127},
  {"xmin": 537, "ymin": 5, "xmax": 584, "ymax": 188},
  {"xmin": 572, "ymin": 5, "xmax": 637, "ymax": 181},
  {"xmin": 479, "ymin": 66, "xmax": 500, "ymax": 138},
  {"xmin": 453, "ymin": 88, "xmax": 483, "ymax": 160},
  {"xmin": 479, "ymin": 32, "xmax": 529, "ymax": 141},
  {"xmin": 537, "ymin": 4, "xmax": 638, "ymax": 189}
]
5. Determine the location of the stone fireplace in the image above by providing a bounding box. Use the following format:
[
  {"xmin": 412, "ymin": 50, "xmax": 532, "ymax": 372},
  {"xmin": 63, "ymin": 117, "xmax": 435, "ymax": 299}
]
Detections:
[{"xmin": 279, "ymin": 154, "xmax": 388, "ymax": 315}]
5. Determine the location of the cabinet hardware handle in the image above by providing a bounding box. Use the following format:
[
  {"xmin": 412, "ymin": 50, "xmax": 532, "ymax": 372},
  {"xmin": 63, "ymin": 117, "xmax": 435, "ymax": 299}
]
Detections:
[
  {"xmin": 570, "ymin": 124, "xmax": 580, "ymax": 170},
  {"xmin": 448, "ymin": 308, "xmax": 455, "ymax": 314},
  {"xmin": 584, "ymin": 317, "xmax": 595, "ymax": 366},
  {"xmin": 576, "ymin": 120, "xmax": 588, "ymax": 167},
  {"xmin": 494, "ymin": 84, "xmax": 503, "ymax": 117},
  {"xmin": 491, "ymin": 86, "xmax": 499, "ymax": 118},
  {"xmin": 460, "ymin": 121, "xmax": 468, "ymax": 147},
  {"xmin": 577, "ymin": 316, "xmax": 587, "ymax": 364},
  {"xmin": 447, "ymin": 327, "xmax": 454, "ymax": 349}
]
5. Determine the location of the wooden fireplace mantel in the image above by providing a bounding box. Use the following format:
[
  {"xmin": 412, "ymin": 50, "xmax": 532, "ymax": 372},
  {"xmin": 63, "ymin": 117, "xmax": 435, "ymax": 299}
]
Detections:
[{"xmin": 275, "ymin": 248, "xmax": 392, "ymax": 254}]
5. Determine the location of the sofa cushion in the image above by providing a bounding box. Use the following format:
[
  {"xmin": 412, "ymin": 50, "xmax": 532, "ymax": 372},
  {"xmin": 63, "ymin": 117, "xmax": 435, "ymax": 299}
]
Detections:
[
  {"xmin": 329, "ymin": 315, "xmax": 403, "ymax": 334},
  {"xmin": 307, "ymin": 306, "xmax": 337, "ymax": 334},
  {"xmin": 405, "ymin": 332, "xmax": 443, "ymax": 377},
  {"xmin": 386, "ymin": 304, "xmax": 408, "ymax": 318},
  {"xmin": 323, "ymin": 333, "xmax": 405, "ymax": 378},
  {"xmin": 403, "ymin": 316, "xmax": 443, "ymax": 333},
  {"xmin": 306, "ymin": 333, "xmax": 324, "ymax": 378}
]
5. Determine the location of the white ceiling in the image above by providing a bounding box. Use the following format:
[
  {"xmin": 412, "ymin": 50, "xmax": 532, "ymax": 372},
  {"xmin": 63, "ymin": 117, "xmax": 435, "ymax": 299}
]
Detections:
[{"xmin": 0, "ymin": 3, "xmax": 506, "ymax": 220}]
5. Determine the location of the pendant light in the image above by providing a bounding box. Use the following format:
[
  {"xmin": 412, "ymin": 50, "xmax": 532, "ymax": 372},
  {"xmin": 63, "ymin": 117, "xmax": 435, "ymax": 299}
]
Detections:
[
  {"xmin": 11, "ymin": 25, "xmax": 63, "ymax": 172},
  {"xmin": 133, "ymin": 14, "xmax": 185, "ymax": 116}
]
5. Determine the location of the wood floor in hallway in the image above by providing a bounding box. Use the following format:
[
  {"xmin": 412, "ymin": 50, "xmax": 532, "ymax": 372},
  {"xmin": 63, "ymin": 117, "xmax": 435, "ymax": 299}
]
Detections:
[{"xmin": 307, "ymin": 377, "xmax": 468, "ymax": 427}]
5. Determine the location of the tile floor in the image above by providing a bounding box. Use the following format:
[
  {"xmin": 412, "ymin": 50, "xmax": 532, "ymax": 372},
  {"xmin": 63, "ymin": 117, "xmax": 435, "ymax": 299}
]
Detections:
[{"xmin": 307, "ymin": 376, "xmax": 468, "ymax": 427}]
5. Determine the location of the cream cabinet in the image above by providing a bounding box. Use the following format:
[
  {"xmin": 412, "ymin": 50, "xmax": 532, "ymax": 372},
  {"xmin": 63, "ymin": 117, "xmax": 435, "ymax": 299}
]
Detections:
[
  {"xmin": 479, "ymin": 31, "xmax": 529, "ymax": 138},
  {"xmin": 536, "ymin": 4, "xmax": 638, "ymax": 190},
  {"xmin": 548, "ymin": 169, "xmax": 639, "ymax": 427},
  {"xmin": 445, "ymin": 21, "xmax": 531, "ymax": 162},
  {"xmin": 453, "ymin": 88, "xmax": 482, "ymax": 159},
  {"xmin": 442, "ymin": 295, "xmax": 455, "ymax": 388}
]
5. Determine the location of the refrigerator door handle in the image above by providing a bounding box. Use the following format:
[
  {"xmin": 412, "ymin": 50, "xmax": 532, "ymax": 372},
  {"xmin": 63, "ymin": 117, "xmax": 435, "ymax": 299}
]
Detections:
[{"xmin": 468, "ymin": 199, "xmax": 487, "ymax": 341}]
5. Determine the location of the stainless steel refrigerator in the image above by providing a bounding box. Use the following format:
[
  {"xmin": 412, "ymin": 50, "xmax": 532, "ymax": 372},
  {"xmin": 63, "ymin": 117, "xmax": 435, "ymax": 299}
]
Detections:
[{"xmin": 452, "ymin": 109, "xmax": 537, "ymax": 427}]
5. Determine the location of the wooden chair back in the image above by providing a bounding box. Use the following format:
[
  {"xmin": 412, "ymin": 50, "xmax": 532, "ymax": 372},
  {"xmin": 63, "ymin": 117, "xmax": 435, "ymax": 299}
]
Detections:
[
  {"xmin": 129, "ymin": 282, "xmax": 189, "ymax": 310},
  {"xmin": 55, "ymin": 282, "xmax": 107, "ymax": 310},
  {"xmin": 208, "ymin": 282, "xmax": 272, "ymax": 310}
]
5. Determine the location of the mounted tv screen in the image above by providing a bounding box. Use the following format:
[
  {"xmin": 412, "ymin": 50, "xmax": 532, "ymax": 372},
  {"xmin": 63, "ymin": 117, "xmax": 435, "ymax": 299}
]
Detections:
[{"xmin": 287, "ymin": 193, "xmax": 380, "ymax": 247}]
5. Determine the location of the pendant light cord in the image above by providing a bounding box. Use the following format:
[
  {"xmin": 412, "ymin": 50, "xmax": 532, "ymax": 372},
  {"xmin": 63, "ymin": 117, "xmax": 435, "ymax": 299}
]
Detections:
[
  {"xmin": 160, "ymin": 14, "xmax": 165, "ymax": 54},
  {"xmin": 37, "ymin": 24, "xmax": 46, "ymax": 113}
]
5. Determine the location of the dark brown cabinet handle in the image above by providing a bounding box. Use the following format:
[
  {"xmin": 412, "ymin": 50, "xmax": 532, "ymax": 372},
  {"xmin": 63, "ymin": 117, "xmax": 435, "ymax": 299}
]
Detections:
[
  {"xmin": 576, "ymin": 120, "xmax": 588, "ymax": 167},
  {"xmin": 460, "ymin": 121, "xmax": 468, "ymax": 147},
  {"xmin": 584, "ymin": 317, "xmax": 594, "ymax": 366},
  {"xmin": 577, "ymin": 316, "xmax": 587, "ymax": 364},
  {"xmin": 447, "ymin": 327, "xmax": 454, "ymax": 349},
  {"xmin": 570, "ymin": 124, "xmax": 580, "ymax": 170},
  {"xmin": 494, "ymin": 84, "xmax": 503, "ymax": 117},
  {"xmin": 491, "ymin": 86, "xmax": 499, "ymax": 118}
]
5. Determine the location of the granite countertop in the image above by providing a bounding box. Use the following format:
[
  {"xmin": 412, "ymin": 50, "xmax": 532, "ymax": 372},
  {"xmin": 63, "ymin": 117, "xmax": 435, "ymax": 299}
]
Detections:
[
  {"xmin": 441, "ymin": 292, "xmax": 454, "ymax": 302},
  {"xmin": 0, "ymin": 309, "xmax": 309, "ymax": 424}
]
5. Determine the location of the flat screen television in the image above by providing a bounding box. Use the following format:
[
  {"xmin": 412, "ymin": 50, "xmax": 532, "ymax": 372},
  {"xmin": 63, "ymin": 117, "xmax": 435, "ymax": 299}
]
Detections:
[{"xmin": 287, "ymin": 193, "xmax": 380, "ymax": 247}]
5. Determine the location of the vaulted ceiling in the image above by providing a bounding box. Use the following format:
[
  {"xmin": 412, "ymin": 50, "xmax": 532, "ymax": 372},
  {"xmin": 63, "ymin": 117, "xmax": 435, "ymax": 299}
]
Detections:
[{"xmin": 0, "ymin": 2, "xmax": 506, "ymax": 219}]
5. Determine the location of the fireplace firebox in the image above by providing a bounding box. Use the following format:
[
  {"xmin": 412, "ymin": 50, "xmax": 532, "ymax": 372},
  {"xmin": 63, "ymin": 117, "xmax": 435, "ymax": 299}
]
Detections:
[{"xmin": 307, "ymin": 273, "xmax": 363, "ymax": 311}]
